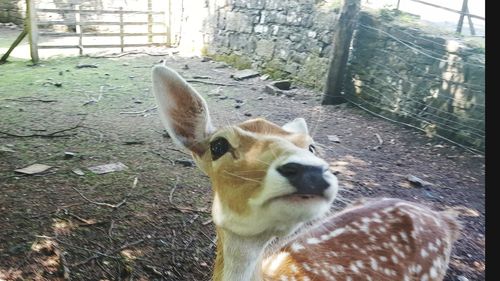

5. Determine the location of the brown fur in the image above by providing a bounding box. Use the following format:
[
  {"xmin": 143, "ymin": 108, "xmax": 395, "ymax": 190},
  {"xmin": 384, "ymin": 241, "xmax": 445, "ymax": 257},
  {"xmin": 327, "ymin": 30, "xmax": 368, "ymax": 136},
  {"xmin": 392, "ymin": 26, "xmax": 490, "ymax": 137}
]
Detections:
[
  {"xmin": 201, "ymin": 119, "xmax": 313, "ymax": 215},
  {"xmin": 263, "ymin": 199, "xmax": 461, "ymax": 281}
]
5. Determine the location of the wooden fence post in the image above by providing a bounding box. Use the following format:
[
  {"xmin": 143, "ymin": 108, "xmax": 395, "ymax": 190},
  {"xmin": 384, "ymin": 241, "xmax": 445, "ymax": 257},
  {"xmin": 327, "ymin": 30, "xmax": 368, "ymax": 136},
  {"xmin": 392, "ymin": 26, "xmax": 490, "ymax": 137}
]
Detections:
[
  {"xmin": 26, "ymin": 0, "xmax": 39, "ymax": 64},
  {"xmin": 75, "ymin": 5, "xmax": 83, "ymax": 55},
  {"xmin": 466, "ymin": 6, "xmax": 476, "ymax": 36},
  {"xmin": 148, "ymin": 0, "xmax": 153, "ymax": 43},
  {"xmin": 456, "ymin": 0, "xmax": 468, "ymax": 34},
  {"xmin": 166, "ymin": 0, "xmax": 172, "ymax": 46},
  {"xmin": 322, "ymin": 0, "xmax": 361, "ymax": 105},
  {"xmin": 119, "ymin": 7, "xmax": 124, "ymax": 52}
]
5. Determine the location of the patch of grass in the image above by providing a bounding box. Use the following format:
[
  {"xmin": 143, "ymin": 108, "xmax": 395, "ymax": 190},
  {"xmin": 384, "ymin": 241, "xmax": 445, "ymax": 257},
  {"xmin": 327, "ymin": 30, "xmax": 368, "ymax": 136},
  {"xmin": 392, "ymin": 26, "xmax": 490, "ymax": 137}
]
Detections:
[
  {"xmin": 261, "ymin": 60, "xmax": 290, "ymax": 80},
  {"xmin": 209, "ymin": 53, "xmax": 252, "ymax": 70}
]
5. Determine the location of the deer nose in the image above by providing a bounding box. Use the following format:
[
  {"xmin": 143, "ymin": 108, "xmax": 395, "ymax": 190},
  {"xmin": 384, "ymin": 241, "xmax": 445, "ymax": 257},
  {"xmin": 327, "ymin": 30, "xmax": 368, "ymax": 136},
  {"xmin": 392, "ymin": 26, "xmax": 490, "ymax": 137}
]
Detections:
[{"xmin": 277, "ymin": 163, "xmax": 330, "ymax": 196}]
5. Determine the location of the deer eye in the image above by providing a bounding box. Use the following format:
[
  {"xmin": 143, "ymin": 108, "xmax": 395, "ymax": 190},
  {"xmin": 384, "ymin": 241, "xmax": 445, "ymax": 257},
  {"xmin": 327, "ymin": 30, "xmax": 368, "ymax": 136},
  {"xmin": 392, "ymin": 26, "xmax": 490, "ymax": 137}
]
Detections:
[
  {"xmin": 210, "ymin": 137, "xmax": 230, "ymax": 160},
  {"xmin": 308, "ymin": 144, "xmax": 316, "ymax": 154}
]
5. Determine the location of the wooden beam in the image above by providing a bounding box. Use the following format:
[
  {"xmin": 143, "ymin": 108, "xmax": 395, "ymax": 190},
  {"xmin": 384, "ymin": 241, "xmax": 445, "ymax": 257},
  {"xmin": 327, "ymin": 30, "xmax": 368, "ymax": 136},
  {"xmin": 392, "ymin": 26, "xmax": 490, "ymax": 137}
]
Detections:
[
  {"xmin": 409, "ymin": 0, "xmax": 483, "ymax": 20},
  {"xmin": 148, "ymin": 0, "xmax": 153, "ymax": 43},
  {"xmin": 37, "ymin": 8, "xmax": 164, "ymax": 15},
  {"xmin": 26, "ymin": 0, "xmax": 39, "ymax": 64},
  {"xmin": 166, "ymin": 0, "xmax": 172, "ymax": 46},
  {"xmin": 119, "ymin": 7, "xmax": 124, "ymax": 52},
  {"xmin": 36, "ymin": 21, "xmax": 166, "ymax": 26},
  {"xmin": 75, "ymin": 5, "xmax": 83, "ymax": 55},
  {"xmin": 38, "ymin": 43, "xmax": 166, "ymax": 49},
  {"xmin": 322, "ymin": 0, "xmax": 361, "ymax": 105},
  {"xmin": 456, "ymin": 0, "xmax": 468, "ymax": 34},
  {"xmin": 0, "ymin": 29, "xmax": 27, "ymax": 64},
  {"xmin": 39, "ymin": 32, "xmax": 168, "ymax": 37}
]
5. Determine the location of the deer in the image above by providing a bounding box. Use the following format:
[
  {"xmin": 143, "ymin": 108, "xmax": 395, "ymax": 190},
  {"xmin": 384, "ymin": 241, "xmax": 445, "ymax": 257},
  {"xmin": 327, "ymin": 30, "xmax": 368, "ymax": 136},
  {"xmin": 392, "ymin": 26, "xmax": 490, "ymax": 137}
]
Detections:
[{"xmin": 151, "ymin": 64, "xmax": 461, "ymax": 281}]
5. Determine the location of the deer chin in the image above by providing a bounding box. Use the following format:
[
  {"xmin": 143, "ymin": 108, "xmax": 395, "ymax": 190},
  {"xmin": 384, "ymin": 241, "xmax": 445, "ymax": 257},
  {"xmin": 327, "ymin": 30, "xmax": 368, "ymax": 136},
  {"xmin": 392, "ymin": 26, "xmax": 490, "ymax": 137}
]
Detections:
[{"xmin": 212, "ymin": 192, "xmax": 329, "ymax": 238}]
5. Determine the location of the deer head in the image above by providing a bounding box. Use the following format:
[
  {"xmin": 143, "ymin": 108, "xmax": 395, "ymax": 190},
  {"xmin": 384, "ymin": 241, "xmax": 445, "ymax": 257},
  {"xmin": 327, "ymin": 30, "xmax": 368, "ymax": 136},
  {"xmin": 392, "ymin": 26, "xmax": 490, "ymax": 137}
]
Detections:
[{"xmin": 152, "ymin": 65, "xmax": 338, "ymax": 238}]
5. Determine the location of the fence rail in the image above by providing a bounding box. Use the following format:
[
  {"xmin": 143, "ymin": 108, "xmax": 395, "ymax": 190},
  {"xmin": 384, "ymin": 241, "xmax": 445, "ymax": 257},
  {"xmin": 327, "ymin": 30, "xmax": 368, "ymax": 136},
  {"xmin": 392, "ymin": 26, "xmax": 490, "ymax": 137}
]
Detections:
[
  {"xmin": 25, "ymin": 0, "xmax": 172, "ymax": 61},
  {"xmin": 37, "ymin": 8, "xmax": 164, "ymax": 15},
  {"xmin": 396, "ymin": 0, "xmax": 484, "ymax": 35}
]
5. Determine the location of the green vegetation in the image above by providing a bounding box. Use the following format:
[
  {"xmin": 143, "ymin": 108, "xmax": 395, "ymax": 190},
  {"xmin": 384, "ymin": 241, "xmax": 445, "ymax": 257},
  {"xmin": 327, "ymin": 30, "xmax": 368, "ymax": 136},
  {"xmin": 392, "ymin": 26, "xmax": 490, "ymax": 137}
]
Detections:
[
  {"xmin": 209, "ymin": 53, "xmax": 252, "ymax": 70},
  {"xmin": 261, "ymin": 60, "xmax": 291, "ymax": 80}
]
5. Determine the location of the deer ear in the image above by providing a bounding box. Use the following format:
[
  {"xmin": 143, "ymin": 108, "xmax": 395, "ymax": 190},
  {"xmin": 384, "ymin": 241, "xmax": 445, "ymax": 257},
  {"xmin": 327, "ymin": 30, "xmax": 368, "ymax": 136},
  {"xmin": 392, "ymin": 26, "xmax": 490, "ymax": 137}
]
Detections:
[
  {"xmin": 282, "ymin": 118, "xmax": 309, "ymax": 135},
  {"xmin": 152, "ymin": 65, "xmax": 215, "ymax": 155}
]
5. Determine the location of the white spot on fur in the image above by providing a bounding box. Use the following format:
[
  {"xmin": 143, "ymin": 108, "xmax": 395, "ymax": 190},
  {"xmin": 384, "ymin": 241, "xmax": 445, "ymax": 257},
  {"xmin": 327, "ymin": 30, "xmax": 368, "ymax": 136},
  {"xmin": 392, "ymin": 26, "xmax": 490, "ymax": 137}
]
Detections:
[
  {"xmin": 291, "ymin": 242, "xmax": 305, "ymax": 252},
  {"xmin": 307, "ymin": 237, "xmax": 321, "ymax": 245},
  {"xmin": 267, "ymin": 252, "xmax": 290, "ymax": 275},
  {"xmin": 430, "ymin": 266, "xmax": 438, "ymax": 278},
  {"xmin": 370, "ymin": 258, "xmax": 378, "ymax": 270},
  {"xmin": 421, "ymin": 249, "xmax": 429, "ymax": 258}
]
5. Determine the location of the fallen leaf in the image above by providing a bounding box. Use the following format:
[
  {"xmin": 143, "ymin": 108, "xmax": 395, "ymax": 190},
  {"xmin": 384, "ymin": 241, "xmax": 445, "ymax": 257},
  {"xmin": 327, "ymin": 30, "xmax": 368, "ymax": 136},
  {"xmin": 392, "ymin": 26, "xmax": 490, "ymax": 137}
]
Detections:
[
  {"xmin": 15, "ymin": 164, "xmax": 52, "ymax": 175},
  {"xmin": 88, "ymin": 162, "xmax": 128, "ymax": 174}
]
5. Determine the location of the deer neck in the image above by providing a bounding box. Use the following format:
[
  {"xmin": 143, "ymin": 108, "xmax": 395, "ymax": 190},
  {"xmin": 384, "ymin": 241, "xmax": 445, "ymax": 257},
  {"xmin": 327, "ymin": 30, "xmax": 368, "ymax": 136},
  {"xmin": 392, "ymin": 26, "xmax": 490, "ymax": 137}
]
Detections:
[{"xmin": 213, "ymin": 227, "xmax": 270, "ymax": 281}]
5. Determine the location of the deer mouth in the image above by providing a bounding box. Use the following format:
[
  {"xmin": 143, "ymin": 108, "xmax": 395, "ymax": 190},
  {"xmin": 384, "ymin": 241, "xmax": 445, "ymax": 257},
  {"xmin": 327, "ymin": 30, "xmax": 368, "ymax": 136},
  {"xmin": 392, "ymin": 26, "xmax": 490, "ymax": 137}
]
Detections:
[{"xmin": 272, "ymin": 192, "xmax": 327, "ymax": 203}]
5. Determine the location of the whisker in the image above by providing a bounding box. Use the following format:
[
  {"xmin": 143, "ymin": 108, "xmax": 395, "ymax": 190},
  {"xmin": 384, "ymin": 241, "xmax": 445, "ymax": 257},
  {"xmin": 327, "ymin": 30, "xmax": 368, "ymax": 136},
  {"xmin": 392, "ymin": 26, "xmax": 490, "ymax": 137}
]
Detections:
[
  {"xmin": 223, "ymin": 170, "xmax": 262, "ymax": 184},
  {"xmin": 255, "ymin": 158, "xmax": 272, "ymax": 166}
]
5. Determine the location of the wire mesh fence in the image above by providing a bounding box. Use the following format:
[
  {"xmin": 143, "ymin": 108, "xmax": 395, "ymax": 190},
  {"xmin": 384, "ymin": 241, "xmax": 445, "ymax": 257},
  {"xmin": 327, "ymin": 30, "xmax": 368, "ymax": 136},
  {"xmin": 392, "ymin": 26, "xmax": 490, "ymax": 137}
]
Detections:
[{"xmin": 344, "ymin": 13, "xmax": 484, "ymax": 153}]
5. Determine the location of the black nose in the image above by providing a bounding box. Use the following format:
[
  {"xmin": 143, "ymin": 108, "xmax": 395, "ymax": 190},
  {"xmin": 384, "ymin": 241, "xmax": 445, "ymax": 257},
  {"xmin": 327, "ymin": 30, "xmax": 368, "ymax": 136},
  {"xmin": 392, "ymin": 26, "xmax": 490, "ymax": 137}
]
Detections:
[{"xmin": 276, "ymin": 163, "xmax": 330, "ymax": 196}]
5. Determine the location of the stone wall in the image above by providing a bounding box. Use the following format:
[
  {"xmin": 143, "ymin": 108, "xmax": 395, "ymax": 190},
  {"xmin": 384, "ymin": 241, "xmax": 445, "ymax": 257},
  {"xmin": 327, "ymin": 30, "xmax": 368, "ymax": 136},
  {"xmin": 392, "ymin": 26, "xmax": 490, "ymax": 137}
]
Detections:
[
  {"xmin": 344, "ymin": 12, "xmax": 485, "ymax": 151},
  {"xmin": 205, "ymin": 0, "xmax": 342, "ymax": 90},
  {"xmin": 0, "ymin": 0, "xmax": 23, "ymax": 25}
]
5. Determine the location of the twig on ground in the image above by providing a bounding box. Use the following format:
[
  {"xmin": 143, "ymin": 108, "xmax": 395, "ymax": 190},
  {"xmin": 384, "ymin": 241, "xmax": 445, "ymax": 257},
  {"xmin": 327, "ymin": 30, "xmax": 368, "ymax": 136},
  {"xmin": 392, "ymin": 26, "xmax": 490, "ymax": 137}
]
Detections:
[
  {"xmin": 168, "ymin": 176, "xmax": 180, "ymax": 205},
  {"xmin": 108, "ymin": 220, "xmax": 115, "ymax": 238},
  {"xmin": 199, "ymin": 230, "xmax": 216, "ymax": 247},
  {"xmin": 96, "ymin": 260, "xmax": 116, "ymax": 280},
  {"xmin": 59, "ymin": 251, "xmax": 71, "ymax": 280},
  {"xmin": 3, "ymin": 97, "xmax": 57, "ymax": 103},
  {"xmin": 71, "ymin": 239, "xmax": 144, "ymax": 267},
  {"xmin": 119, "ymin": 105, "xmax": 158, "ymax": 115},
  {"xmin": 375, "ymin": 133, "xmax": 383, "ymax": 146},
  {"xmin": 0, "ymin": 119, "xmax": 84, "ymax": 138},
  {"xmin": 169, "ymin": 206, "xmax": 210, "ymax": 214},
  {"xmin": 71, "ymin": 177, "xmax": 137, "ymax": 209},
  {"xmin": 373, "ymin": 133, "xmax": 384, "ymax": 150},
  {"xmin": 150, "ymin": 150, "xmax": 175, "ymax": 165},
  {"xmin": 185, "ymin": 79, "xmax": 238, "ymax": 86}
]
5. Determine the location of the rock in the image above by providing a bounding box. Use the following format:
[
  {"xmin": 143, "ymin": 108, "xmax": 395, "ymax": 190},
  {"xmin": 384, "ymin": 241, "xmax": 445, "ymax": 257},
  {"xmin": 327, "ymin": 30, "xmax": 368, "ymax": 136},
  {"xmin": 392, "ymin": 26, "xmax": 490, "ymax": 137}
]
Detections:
[
  {"xmin": 271, "ymin": 80, "xmax": 291, "ymax": 90},
  {"xmin": 264, "ymin": 84, "xmax": 284, "ymax": 96},
  {"xmin": 201, "ymin": 57, "xmax": 212, "ymax": 62},
  {"xmin": 406, "ymin": 174, "xmax": 433, "ymax": 188},
  {"xmin": 257, "ymin": 97, "xmax": 264, "ymax": 100},
  {"xmin": 260, "ymin": 74, "xmax": 270, "ymax": 80},
  {"xmin": 76, "ymin": 64, "xmax": 98, "ymax": 69},
  {"xmin": 0, "ymin": 146, "xmax": 15, "ymax": 153},
  {"xmin": 327, "ymin": 135, "xmax": 341, "ymax": 143},
  {"xmin": 175, "ymin": 159, "xmax": 195, "ymax": 167},
  {"xmin": 244, "ymin": 113, "xmax": 252, "ymax": 117},
  {"xmin": 123, "ymin": 140, "xmax": 145, "ymax": 145},
  {"xmin": 72, "ymin": 169, "xmax": 85, "ymax": 176},
  {"xmin": 64, "ymin": 152, "xmax": 76, "ymax": 159},
  {"xmin": 182, "ymin": 64, "xmax": 189, "ymax": 70},
  {"xmin": 255, "ymin": 39, "xmax": 275, "ymax": 59},
  {"xmin": 88, "ymin": 162, "xmax": 128, "ymax": 174},
  {"xmin": 232, "ymin": 69, "xmax": 260, "ymax": 80},
  {"xmin": 214, "ymin": 62, "xmax": 229, "ymax": 69}
]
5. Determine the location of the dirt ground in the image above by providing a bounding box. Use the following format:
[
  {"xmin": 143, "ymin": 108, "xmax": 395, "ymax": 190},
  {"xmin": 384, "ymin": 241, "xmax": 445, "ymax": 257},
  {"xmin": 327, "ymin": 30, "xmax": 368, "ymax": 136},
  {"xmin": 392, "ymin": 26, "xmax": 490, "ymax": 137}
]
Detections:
[{"xmin": 0, "ymin": 46, "xmax": 485, "ymax": 280}]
